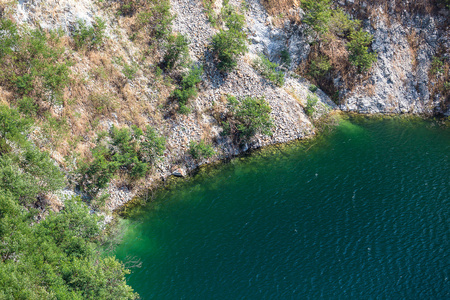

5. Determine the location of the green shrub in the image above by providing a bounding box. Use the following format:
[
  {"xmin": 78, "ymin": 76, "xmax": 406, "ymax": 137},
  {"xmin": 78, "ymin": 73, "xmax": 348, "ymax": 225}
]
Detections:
[
  {"xmin": 329, "ymin": 9, "xmax": 360, "ymax": 37},
  {"xmin": 189, "ymin": 140, "xmax": 215, "ymax": 159},
  {"xmin": 0, "ymin": 19, "xmax": 19, "ymax": 60},
  {"xmin": 0, "ymin": 195, "xmax": 138, "ymax": 299},
  {"xmin": 173, "ymin": 87, "xmax": 197, "ymax": 106},
  {"xmin": 280, "ymin": 49, "xmax": 291, "ymax": 66},
  {"xmin": 0, "ymin": 107, "xmax": 136, "ymax": 298},
  {"xmin": 163, "ymin": 34, "xmax": 190, "ymax": 70},
  {"xmin": 211, "ymin": 6, "xmax": 248, "ymax": 72},
  {"xmin": 308, "ymin": 55, "xmax": 332, "ymax": 78},
  {"xmin": 202, "ymin": 0, "xmax": 218, "ymax": 26},
  {"xmin": 309, "ymin": 84, "xmax": 318, "ymax": 92},
  {"xmin": 173, "ymin": 66, "xmax": 203, "ymax": 108},
  {"xmin": 131, "ymin": 0, "xmax": 174, "ymax": 42},
  {"xmin": 81, "ymin": 125, "xmax": 166, "ymax": 194},
  {"xmin": 0, "ymin": 21, "xmax": 71, "ymax": 104},
  {"xmin": 223, "ymin": 95, "xmax": 273, "ymax": 141},
  {"xmin": 302, "ymin": 0, "xmax": 332, "ymax": 34},
  {"xmin": 73, "ymin": 17, "xmax": 106, "ymax": 50},
  {"xmin": 153, "ymin": 2, "xmax": 174, "ymax": 39},
  {"xmin": 430, "ymin": 56, "xmax": 444, "ymax": 75},
  {"xmin": 347, "ymin": 29, "xmax": 377, "ymax": 73},
  {"xmin": 0, "ymin": 106, "xmax": 64, "ymax": 203},
  {"xmin": 444, "ymin": 81, "xmax": 450, "ymax": 90},
  {"xmin": 89, "ymin": 92, "xmax": 117, "ymax": 115},
  {"xmin": 122, "ymin": 62, "xmax": 138, "ymax": 80},
  {"xmin": 252, "ymin": 54, "xmax": 285, "ymax": 86},
  {"xmin": 140, "ymin": 125, "xmax": 166, "ymax": 164},
  {"xmin": 305, "ymin": 93, "xmax": 318, "ymax": 116},
  {"xmin": 0, "ymin": 105, "xmax": 32, "ymax": 146},
  {"xmin": 179, "ymin": 104, "xmax": 192, "ymax": 115},
  {"xmin": 119, "ymin": 0, "xmax": 139, "ymax": 15}
]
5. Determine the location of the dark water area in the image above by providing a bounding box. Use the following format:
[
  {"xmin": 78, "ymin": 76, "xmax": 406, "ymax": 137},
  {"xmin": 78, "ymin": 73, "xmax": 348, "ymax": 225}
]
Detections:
[{"xmin": 114, "ymin": 117, "xmax": 450, "ymax": 299}]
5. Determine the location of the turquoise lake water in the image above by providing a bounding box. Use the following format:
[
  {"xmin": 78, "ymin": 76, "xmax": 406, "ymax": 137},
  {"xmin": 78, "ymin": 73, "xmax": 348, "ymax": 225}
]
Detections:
[{"xmin": 114, "ymin": 117, "xmax": 450, "ymax": 299}]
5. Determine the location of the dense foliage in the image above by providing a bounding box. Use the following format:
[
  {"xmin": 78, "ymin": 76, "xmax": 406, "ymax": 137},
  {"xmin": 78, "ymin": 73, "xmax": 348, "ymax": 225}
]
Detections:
[
  {"xmin": 305, "ymin": 93, "xmax": 319, "ymax": 116},
  {"xmin": 172, "ymin": 66, "xmax": 203, "ymax": 113},
  {"xmin": 211, "ymin": 6, "xmax": 248, "ymax": 72},
  {"xmin": 0, "ymin": 106, "xmax": 137, "ymax": 299},
  {"xmin": 299, "ymin": 2, "xmax": 377, "ymax": 101},
  {"xmin": 302, "ymin": 0, "xmax": 332, "ymax": 34},
  {"xmin": 221, "ymin": 95, "xmax": 273, "ymax": 142},
  {"xmin": 119, "ymin": 0, "xmax": 174, "ymax": 42},
  {"xmin": 162, "ymin": 34, "xmax": 190, "ymax": 71},
  {"xmin": 80, "ymin": 125, "xmax": 166, "ymax": 195},
  {"xmin": 73, "ymin": 17, "xmax": 106, "ymax": 51},
  {"xmin": 0, "ymin": 19, "xmax": 71, "ymax": 105},
  {"xmin": 347, "ymin": 29, "xmax": 378, "ymax": 73}
]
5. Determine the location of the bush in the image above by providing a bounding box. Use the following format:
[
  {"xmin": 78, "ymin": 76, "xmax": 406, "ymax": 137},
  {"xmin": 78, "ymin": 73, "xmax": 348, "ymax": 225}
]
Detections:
[
  {"xmin": 163, "ymin": 34, "xmax": 190, "ymax": 70},
  {"xmin": 122, "ymin": 62, "xmax": 138, "ymax": 80},
  {"xmin": 280, "ymin": 49, "xmax": 291, "ymax": 66},
  {"xmin": 0, "ymin": 19, "xmax": 19, "ymax": 60},
  {"xmin": 211, "ymin": 6, "xmax": 248, "ymax": 72},
  {"xmin": 308, "ymin": 55, "xmax": 332, "ymax": 78},
  {"xmin": 80, "ymin": 125, "xmax": 166, "ymax": 194},
  {"xmin": 302, "ymin": 0, "xmax": 332, "ymax": 34},
  {"xmin": 0, "ymin": 106, "xmax": 64, "ymax": 203},
  {"xmin": 305, "ymin": 93, "xmax": 318, "ymax": 116},
  {"xmin": 173, "ymin": 65, "xmax": 203, "ymax": 109},
  {"xmin": 89, "ymin": 92, "xmax": 117, "ymax": 115},
  {"xmin": 0, "ymin": 105, "xmax": 32, "ymax": 145},
  {"xmin": 202, "ymin": 0, "xmax": 218, "ymax": 26},
  {"xmin": 73, "ymin": 17, "xmax": 106, "ymax": 51},
  {"xmin": 140, "ymin": 125, "xmax": 166, "ymax": 164},
  {"xmin": 223, "ymin": 95, "xmax": 273, "ymax": 141},
  {"xmin": 0, "ymin": 21, "xmax": 71, "ymax": 104},
  {"xmin": 347, "ymin": 29, "xmax": 377, "ymax": 73},
  {"xmin": 133, "ymin": 0, "xmax": 174, "ymax": 41},
  {"xmin": 309, "ymin": 84, "xmax": 318, "ymax": 92},
  {"xmin": 252, "ymin": 54, "xmax": 285, "ymax": 86},
  {"xmin": 189, "ymin": 140, "xmax": 215, "ymax": 159},
  {"xmin": 329, "ymin": 9, "xmax": 360, "ymax": 38},
  {"xmin": 0, "ymin": 195, "xmax": 138, "ymax": 299},
  {"xmin": 430, "ymin": 56, "xmax": 444, "ymax": 75}
]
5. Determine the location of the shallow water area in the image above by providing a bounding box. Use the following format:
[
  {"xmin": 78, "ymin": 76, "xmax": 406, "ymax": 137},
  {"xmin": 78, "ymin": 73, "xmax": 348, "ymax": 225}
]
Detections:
[{"xmin": 114, "ymin": 117, "xmax": 450, "ymax": 299}]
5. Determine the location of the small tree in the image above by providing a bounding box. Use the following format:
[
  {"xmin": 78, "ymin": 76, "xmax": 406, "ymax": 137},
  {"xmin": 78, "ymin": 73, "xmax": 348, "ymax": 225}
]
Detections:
[
  {"xmin": 73, "ymin": 17, "xmax": 106, "ymax": 51},
  {"xmin": 163, "ymin": 34, "xmax": 190, "ymax": 70},
  {"xmin": 305, "ymin": 93, "xmax": 318, "ymax": 116},
  {"xmin": 308, "ymin": 55, "xmax": 332, "ymax": 78},
  {"xmin": 140, "ymin": 126, "xmax": 166, "ymax": 164},
  {"xmin": 223, "ymin": 95, "xmax": 273, "ymax": 141},
  {"xmin": 189, "ymin": 140, "xmax": 215, "ymax": 160},
  {"xmin": 211, "ymin": 6, "xmax": 248, "ymax": 72},
  {"xmin": 347, "ymin": 29, "xmax": 377, "ymax": 73},
  {"xmin": 173, "ymin": 65, "xmax": 203, "ymax": 112},
  {"xmin": 302, "ymin": 0, "xmax": 332, "ymax": 34}
]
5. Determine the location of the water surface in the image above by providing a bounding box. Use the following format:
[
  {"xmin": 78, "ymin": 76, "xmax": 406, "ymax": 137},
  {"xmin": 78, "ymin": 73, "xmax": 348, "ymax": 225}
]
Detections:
[{"xmin": 114, "ymin": 117, "xmax": 449, "ymax": 299}]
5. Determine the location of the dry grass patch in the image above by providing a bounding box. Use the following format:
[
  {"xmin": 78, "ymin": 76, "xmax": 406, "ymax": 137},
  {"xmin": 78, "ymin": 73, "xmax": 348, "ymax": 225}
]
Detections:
[{"xmin": 261, "ymin": 0, "xmax": 297, "ymax": 16}]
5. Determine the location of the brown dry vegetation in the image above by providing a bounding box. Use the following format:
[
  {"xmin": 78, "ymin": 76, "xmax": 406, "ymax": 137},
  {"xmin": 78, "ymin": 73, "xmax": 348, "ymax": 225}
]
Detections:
[
  {"xmin": 260, "ymin": 0, "xmax": 297, "ymax": 16},
  {"xmin": 260, "ymin": 0, "xmax": 301, "ymax": 24},
  {"xmin": 340, "ymin": 0, "xmax": 444, "ymax": 16}
]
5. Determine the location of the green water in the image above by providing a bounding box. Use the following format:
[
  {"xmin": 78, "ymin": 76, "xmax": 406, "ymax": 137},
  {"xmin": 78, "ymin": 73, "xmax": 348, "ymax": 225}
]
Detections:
[{"xmin": 114, "ymin": 117, "xmax": 450, "ymax": 299}]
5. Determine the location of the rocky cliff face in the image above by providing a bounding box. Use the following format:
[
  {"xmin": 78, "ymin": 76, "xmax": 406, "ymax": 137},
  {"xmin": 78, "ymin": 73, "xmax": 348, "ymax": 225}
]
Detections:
[
  {"xmin": 243, "ymin": 0, "xmax": 449, "ymax": 115},
  {"xmin": 339, "ymin": 1, "xmax": 449, "ymax": 115},
  {"xmin": 2, "ymin": 0, "xmax": 448, "ymax": 211}
]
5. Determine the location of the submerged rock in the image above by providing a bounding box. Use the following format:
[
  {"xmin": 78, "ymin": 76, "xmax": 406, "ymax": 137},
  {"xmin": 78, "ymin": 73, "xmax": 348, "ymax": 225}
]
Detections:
[{"xmin": 172, "ymin": 167, "xmax": 186, "ymax": 177}]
